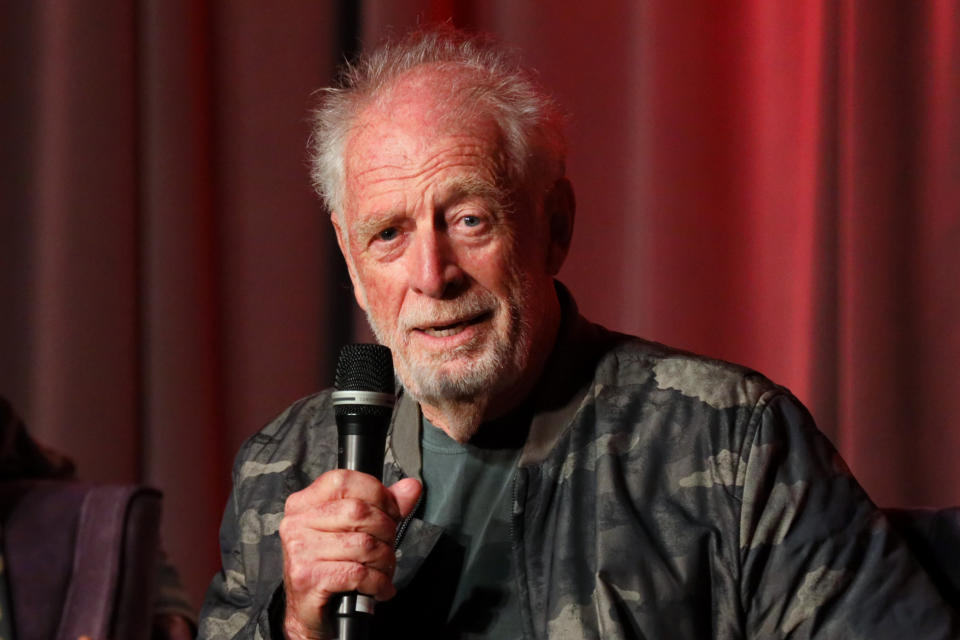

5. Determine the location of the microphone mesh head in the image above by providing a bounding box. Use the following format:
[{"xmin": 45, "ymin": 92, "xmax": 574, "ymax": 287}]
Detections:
[{"xmin": 334, "ymin": 344, "xmax": 394, "ymax": 393}]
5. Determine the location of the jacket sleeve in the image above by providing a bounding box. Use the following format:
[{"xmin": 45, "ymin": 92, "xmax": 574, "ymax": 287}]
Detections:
[
  {"xmin": 738, "ymin": 391, "xmax": 959, "ymax": 638},
  {"xmin": 196, "ymin": 394, "xmax": 335, "ymax": 640},
  {"xmin": 196, "ymin": 448, "xmax": 286, "ymax": 640}
]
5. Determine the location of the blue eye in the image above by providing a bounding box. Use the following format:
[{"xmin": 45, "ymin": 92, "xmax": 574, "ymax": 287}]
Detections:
[
  {"xmin": 378, "ymin": 227, "xmax": 398, "ymax": 241},
  {"xmin": 462, "ymin": 215, "xmax": 481, "ymax": 227}
]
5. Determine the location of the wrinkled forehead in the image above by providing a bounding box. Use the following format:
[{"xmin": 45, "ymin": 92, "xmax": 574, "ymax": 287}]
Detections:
[{"xmin": 342, "ymin": 69, "xmax": 508, "ymax": 203}]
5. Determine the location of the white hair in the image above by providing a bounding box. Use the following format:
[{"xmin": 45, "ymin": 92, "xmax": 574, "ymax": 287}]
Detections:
[{"xmin": 308, "ymin": 25, "xmax": 567, "ymax": 216}]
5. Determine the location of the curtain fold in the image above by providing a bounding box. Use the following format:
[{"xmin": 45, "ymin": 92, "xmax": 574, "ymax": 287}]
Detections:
[
  {"xmin": 1, "ymin": 0, "xmax": 957, "ymax": 610},
  {"xmin": 30, "ymin": 2, "xmax": 142, "ymax": 481},
  {"xmin": 139, "ymin": 0, "xmax": 226, "ymax": 609}
]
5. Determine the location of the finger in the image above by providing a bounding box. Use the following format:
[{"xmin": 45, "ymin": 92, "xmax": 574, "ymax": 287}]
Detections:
[
  {"xmin": 388, "ymin": 477, "xmax": 422, "ymax": 518},
  {"xmin": 282, "ymin": 560, "xmax": 396, "ymax": 634},
  {"xmin": 287, "ymin": 470, "xmax": 402, "ymax": 521},
  {"xmin": 291, "ymin": 560, "xmax": 397, "ymax": 603},
  {"xmin": 286, "ymin": 530, "xmax": 397, "ymax": 573},
  {"xmin": 285, "ymin": 496, "xmax": 399, "ymax": 542}
]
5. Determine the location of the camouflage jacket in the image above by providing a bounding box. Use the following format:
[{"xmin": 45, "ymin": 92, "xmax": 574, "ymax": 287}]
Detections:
[{"xmin": 199, "ymin": 295, "xmax": 958, "ymax": 639}]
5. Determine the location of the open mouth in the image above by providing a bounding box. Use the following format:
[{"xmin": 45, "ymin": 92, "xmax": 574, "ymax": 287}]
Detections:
[{"xmin": 417, "ymin": 311, "xmax": 492, "ymax": 338}]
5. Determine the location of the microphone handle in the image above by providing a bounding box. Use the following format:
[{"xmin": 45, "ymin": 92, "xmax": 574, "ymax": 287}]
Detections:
[
  {"xmin": 338, "ymin": 430, "xmax": 386, "ymax": 475},
  {"xmin": 338, "ymin": 610, "xmax": 372, "ymax": 640},
  {"xmin": 335, "ymin": 419, "xmax": 388, "ymax": 639}
]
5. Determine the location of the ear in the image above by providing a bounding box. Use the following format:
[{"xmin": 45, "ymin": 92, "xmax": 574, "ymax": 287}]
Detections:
[
  {"xmin": 543, "ymin": 178, "xmax": 575, "ymax": 275},
  {"xmin": 331, "ymin": 214, "xmax": 367, "ymax": 311}
]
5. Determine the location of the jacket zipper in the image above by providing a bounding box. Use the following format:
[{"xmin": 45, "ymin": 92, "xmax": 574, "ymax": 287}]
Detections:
[
  {"xmin": 394, "ymin": 482, "xmax": 423, "ymax": 550},
  {"xmin": 511, "ymin": 466, "xmax": 531, "ymax": 639}
]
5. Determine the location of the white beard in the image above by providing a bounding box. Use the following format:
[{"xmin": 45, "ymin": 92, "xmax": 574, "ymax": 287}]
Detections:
[{"xmin": 362, "ymin": 269, "xmax": 533, "ymax": 409}]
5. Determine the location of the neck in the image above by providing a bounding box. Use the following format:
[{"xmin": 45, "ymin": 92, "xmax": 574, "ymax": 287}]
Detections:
[{"xmin": 421, "ymin": 397, "xmax": 490, "ymax": 444}]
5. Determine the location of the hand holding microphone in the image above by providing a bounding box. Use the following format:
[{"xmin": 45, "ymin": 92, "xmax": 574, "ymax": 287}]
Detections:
[{"xmin": 278, "ymin": 345, "xmax": 421, "ymax": 640}]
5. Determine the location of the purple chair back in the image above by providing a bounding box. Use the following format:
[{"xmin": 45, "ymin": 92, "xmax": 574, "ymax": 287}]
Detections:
[{"xmin": 0, "ymin": 481, "xmax": 162, "ymax": 640}]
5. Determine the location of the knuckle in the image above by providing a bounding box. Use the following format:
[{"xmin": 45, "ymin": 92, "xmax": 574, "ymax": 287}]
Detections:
[
  {"xmin": 345, "ymin": 561, "xmax": 366, "ymax": 581},
  {"xmin": 283, "ymin": 492, "xmax": 300, "ymax": 512},
  {"xmin": 352, "ymin": 531, "xmax": 378, "ymax": 552},
  {"xmin": 281, "ymin": 535, "xmax": 302, "ymax": 559},
  {"xmin": 323, "ymin": 469, "xmax": 349, "ymax": 494},
  {"xmin": 286, "ymin": 563, "xmax": 314, "ymax": 591},
  {"xmin": 344, "ymin": 498, "xmax": 370, "ymax": 521},
  {"xmin": 278, "ymin": 516, "xmax": 295, "ymax": 539}
]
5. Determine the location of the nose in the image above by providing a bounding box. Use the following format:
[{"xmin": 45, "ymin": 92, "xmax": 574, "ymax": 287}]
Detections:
[{"xmin": 407, "ymin": 227, "xmax": 463, "ymax": 298}]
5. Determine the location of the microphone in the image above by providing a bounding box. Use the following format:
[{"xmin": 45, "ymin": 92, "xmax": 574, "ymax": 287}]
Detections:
[{"xmin": 331, "ymin": 343, "xmax": 395, "ymax": 640}]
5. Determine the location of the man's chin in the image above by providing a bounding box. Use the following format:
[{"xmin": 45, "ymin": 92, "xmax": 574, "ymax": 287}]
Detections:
[{"xmin": 400, "ymin": 354, "xmax": 501, "ymax": 403}]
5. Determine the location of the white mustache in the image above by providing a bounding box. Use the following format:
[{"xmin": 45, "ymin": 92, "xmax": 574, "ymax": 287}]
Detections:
[{"xmin": 399, "ymin": 292, "xmax": 497, "ymax": 332}]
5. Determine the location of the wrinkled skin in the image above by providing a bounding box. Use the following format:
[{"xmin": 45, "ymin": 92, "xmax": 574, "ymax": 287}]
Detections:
[{"xmin": 280, "ymin": 471, "xmax": 421, "ymax": 639}]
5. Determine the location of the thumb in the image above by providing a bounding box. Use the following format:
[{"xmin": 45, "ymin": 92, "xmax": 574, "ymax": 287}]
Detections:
[{"xmin": 387, "ymin": 477, "xmax": 422, "ymax": 518}]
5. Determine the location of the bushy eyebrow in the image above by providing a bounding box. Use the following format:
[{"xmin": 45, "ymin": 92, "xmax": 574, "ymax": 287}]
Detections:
[
  {"xmin": 353, "ymin": 211, "xmax": 407, "ymax": 243},
  {"xmin": 352, "ymin": 175, "xmax": 510, "ymax": 242},
  {"xmin": 437, "ymin": 175, "xmax": 509, "ymax": 211}
]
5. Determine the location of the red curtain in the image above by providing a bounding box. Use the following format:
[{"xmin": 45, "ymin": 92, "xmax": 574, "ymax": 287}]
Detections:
[
  {"xmin": 484, "ymin": 0, "xmax": 960, "ymax": 509},
  {"xmin": 1, "ymin": 0, "xmax": 957, "ymax": 611}
]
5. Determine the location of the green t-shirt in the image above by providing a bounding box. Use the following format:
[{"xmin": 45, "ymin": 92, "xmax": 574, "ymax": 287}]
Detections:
[{"xmin": 419, "ymin": 410, "xmax": 528, "ymax": 638}]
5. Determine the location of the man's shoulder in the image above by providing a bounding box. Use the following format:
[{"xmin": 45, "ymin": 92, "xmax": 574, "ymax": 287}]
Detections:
[
  {"xmin": 231, "ymin": 390, "xmax": 338, "ymax": 488},
  {"xmin": 582, "ymin": 320, "xmax": 784, "ymax": 412},
  {"xmin": 554, "ymin": 284, "xmax": 784, "ymax": 411},
  {"xmin": 522, "ymin": 315, "xmax": 794, "ymax": 467}
]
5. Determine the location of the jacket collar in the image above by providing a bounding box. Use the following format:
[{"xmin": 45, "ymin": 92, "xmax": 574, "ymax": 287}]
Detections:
[
  {"xmin": 520, "ymin": 282, "xmax": 611, "ymax": 466},
  {"xmin": 386, "ymin": 387, "xmax": 422, "ymax": 480}
]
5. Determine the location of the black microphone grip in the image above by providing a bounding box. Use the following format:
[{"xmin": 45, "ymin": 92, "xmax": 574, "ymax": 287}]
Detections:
[
  {"xmin": 335, "ymin": 417, "xmax": 386, "ymax": 640},
  {"xmin": 337, "ymin": 417, "xmax": 388, "ymax": 474},
  {"xmin": 331, "ymin": 344, "xmax": 394, "ymax": 640}
]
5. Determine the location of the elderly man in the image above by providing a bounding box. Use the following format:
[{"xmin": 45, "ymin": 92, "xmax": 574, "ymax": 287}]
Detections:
[{"xmin": 199, "ymin": 28, "xmax": 957, "ymax": 639}]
